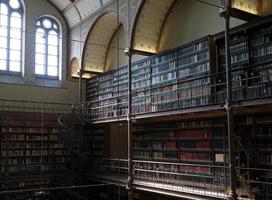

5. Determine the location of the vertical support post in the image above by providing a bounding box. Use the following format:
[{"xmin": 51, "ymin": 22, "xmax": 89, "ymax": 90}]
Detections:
[
  {"xmin": 220, "ymin": 2, "xmax": 238, "ymax": 199},
  {"xmin": 126, "ymin": 0, "xmax": 133, "ymax": 198},
  {"xmin": 126, "ymin": 48, "xmax": 133, "ymax": 200},
  {"xmin": 78, "ymin": 69, "xmax": 83, "ymax": 104}
]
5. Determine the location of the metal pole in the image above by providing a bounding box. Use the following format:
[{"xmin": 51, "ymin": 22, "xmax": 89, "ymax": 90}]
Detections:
[
  {"xmin": 78, "ymin": 70, "xmax": 83, "ymax": 104},
  {"xmin": 126, "ymin": 48, "xmax": 133, "ymax": 200},
  {"xmin": 220, "ymin": 2, "xmax": 238, "ymax": 199},
  {"xmin": 126, "ymin": 0, "xmax": 133, "ymax": 198}
]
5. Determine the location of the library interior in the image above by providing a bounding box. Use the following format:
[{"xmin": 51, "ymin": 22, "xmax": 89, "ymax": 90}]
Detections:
[{"xmin": 1, "ymin": 0, "xmax": 272, "ymax": 199}]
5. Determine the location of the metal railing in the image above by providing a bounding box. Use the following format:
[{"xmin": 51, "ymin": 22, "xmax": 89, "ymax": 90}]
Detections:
[{"xmin": 88, "ymin": 158, "xmax": 272, "ymax": 199}]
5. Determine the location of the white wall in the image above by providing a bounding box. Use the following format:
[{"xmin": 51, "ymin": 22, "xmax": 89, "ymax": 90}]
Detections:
[
  {"xmin": 159, "ymin": 0, "xmax": 245, "ymax": 51},
  {"xmin": 105, "ymin": 26, "xmax": 127, "ymax": 71}
]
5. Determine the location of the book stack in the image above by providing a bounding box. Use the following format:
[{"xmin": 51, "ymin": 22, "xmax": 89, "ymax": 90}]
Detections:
[
  {"xmin": 177, "ymin": 38, "xmax": 212, "ymax": 108},
  {"xmin": 131, "ymin": 58, "xmax": 151, "ymax": 114}
]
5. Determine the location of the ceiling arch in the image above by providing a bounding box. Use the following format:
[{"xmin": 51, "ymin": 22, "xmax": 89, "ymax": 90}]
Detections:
[
  {"xmin": 82, "ymin": 12, "xmax": 124, "ymax": 73},
  {"xmin": 131, "ymin": 0, "xmax": 176, "ymax": 53},
  {"xmin": 48, "ymin": 0, "xmax": 114, "ymax": 28}
]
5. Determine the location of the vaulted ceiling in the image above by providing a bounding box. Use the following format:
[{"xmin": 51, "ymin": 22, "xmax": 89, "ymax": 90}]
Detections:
[
  {"xmin": 82, "ymin": 12, "xmax": 122, "ymax": 72},
  {"xmin": 132, "ymin": 0, "xmax": 176, "ymax": 53},
  {"xmin": 48, "ymin": 0, "xmax": 113, "ymax": 28}
]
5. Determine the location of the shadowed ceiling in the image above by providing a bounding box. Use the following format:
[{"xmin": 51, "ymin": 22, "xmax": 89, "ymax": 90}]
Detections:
[{"xmin": 48, "ymin": 0, "xmax": 113, "ymax": 28}]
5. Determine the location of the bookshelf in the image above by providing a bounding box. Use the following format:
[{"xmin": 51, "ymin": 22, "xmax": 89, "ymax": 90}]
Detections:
[
  {"xmin": 91, "ymin": 128, "xmax": 105, "ymax": 158},
  {"xmin": 215, "ymin": 17, "xmax": 272, "ymax": 103},
  {"xmin": 0, "ymin": 126, "xmax": 70, "ymax": 200},
  {"xmin": 215, "ymin": 30, "xmax": 249, "ymax": 102},
  {"xmin": 132, "ymin": 58, "xmax": 152, "ymax": 114},
  {"xmin": 132, "ymin": 119, "xmax": 228, "ymax": 195},
  {"xmin": 84, "ymin": 115, "xmax": 268, "ymax": 198},
  {"xmin": 86, "ymin": 17, "xmax": 272, "ymax": 121},
  {"xmin": 132, "ymin": 120, "xmax": 227, "ymax": 162},
  {"xmin": 87, "ymin": 36, "xmax": 215, "ymax": 118},
  {"xmin": 85, "ymin": 16, "xmax": 272, "ymax": 200},
  {"xmin": 88, "ymin": 113, "xmax": 272, "ymax": 199},
  {"xmin": 87, "ymin": 65, "xmax": 129, "ymax": 119},
  {"xmin": 176, "ymin": 37, "xmax": 214, "ymax": 109},
  {"xmin": 113, "ymin": 64, "xmax": 128, "ymax": 117}
]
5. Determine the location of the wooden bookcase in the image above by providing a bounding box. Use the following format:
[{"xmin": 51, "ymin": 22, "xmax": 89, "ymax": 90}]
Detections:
[
  {"xmin": 0, "ymin": 126, "xmax": 70, "ymax": 200},
  {"xmin": 215, "ymin": 16, "xmax": 272, "ymax": 103}
]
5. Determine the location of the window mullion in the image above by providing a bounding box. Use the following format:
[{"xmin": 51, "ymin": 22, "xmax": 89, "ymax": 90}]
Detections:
[
  {"xmin": 45, "ymin": 30, "xmax": 49, "ymax": 76},
  {"xmin": 57, "ymin": 32, "xmax": 59, "ymax": 77},
  {"xmin": 7, "ymin": 8, "xmax": 11, "ymax": 71},
  {"xmin": 20, "ymin": 10, "xmax": 23, "ymax": 73}
]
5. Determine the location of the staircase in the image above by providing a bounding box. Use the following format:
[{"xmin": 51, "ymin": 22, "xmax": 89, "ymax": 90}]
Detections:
[{"xmin": 57, "ymin": 103, "xmax": 93, "ymax": 199}]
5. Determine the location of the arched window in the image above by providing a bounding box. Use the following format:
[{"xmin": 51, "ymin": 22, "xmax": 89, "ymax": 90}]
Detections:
[
  {"xmin": 0, "ymin": 0, "xmax": 24, "ymax": 72},
  {"xmin": 35, "ymin": 16, "xmax": 61, "ymax": 78}
]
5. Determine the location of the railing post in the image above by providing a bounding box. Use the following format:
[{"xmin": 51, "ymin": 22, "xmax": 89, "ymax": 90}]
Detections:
[
  {"xmin": 220, "ymin": 1, "xmax": 238, "ymax": 199},
  {"xmin": 125, "ymin": 47, "xmax": 133, "ymax": 200}
]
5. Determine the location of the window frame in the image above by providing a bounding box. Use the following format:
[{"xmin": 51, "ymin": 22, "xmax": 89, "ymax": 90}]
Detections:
[
  {"xmin": 0, "ymin": 0, "xmax": 24, "ymax": 74},
  {"xmin": 34, "ymin": 16, "xmax": 61, "ymax": 79}
]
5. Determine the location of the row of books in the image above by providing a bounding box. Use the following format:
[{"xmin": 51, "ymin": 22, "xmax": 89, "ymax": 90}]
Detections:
[
  {"xmin": 1, "ymin": 135, "xmax": 59, "ymax": 141},
  {"xmin": 87, "ymin": 19, "xmax": 272, "ymax": 120},
  {"xmin": 177, "ymin": 62, "xmax": 209, "ymax": 77},
  {"xmin": 1, "ymin": 165, "xmax": 66, "ymax": 173},
  {"xmin": 151, "ymin": 141, "xmax": 177, "ymax": 150},
  {"xmin": 180, "ymin": 152, "xmax": 211, "ymax": 161},
  {"xmin": 133, "ymin": 130, "xmax": 213, "ymax": 139},
  {"xmin": 132, "ymin": 59, "xmax": 150, "ymax": 70},
  {"xmin": 251, "ymin": 23, "xmax": 272, "ymax": 63},
  {"xmin": 153, "ymin": 151, "xmax": 177, "ymax": 160},
  {"xmin": 1, "ymin": 143, "xmax": 63, "ymax": 149},
  {"xmin": 91, "ymin": 128, "xmax": 105, "ymax": 158},
  {"xmin": 231, "ymin": 53, "xmax": 249, "ymax": 65},
  {"xmin": 1, "ymin": 127, "xmax": 59, "ymax": 133},
  {"xmin": 93, "ymin": 143, "xmax": 104, "ymax": 149},
  {"xmin": 230, "ymin": 41, "xmax": 248, "ymax": 53},
  {"xmin": 150, "ymin": 52, "xmax": 175, "ymax": 65},
  {"xmin": 133, "ymin": 131, "xmax": 175, "ymax": 139},
  {"xmin": 251, "ymin": 45, "xmax": 272, "ymax": 58},
  {"xmin": 151, "ymin": 71, "xmax": 176, "ymax": 85},
  {"xmin": 178, "ymin": 51, "xmax": 209, "ymax": 67},
  {"xmin": 180, "ymin": 141, "xmax": 211, "ymax": 149},
  {"xmin": 176, "ymin": 130, "xmax": 212, "ymax": 138},
  {"xmin": 260, "ymin": 154, "xmax": 272, "ymax": 165},
  {"xmin": 133, "ymin": 151, "xmax": 152, "ymax": 159},
  {"xmin": 133, "ymin": 142, "xmax": 211, "ymax": 150},
  {"xmin": 259, "ymin": 65, "xmax": 272, "ymax": 82},
  {"xmin": 151, "ymin": 60, "xmax": 175, "ymax": 74},
  {"xmin": 178, "ymin": 40, "xmax": 208, "ymax": 56},
  {"xmin": 255, "ymin": 126, "xmax": 272, "ymax": 136},
  {"xmin": 87, "ymin": 38, "xmax": 212, "ymax": 119},
  {"xmin": 257, "ymin": 143, "xmax": 272, "ymax": 148},
  {"xmin": 1, "ymin": 134, "xmax": 24, "ymax": 140},
  {"xmin": 1, "ymin": 142, "xmax": 25, "ymax": 149}
]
